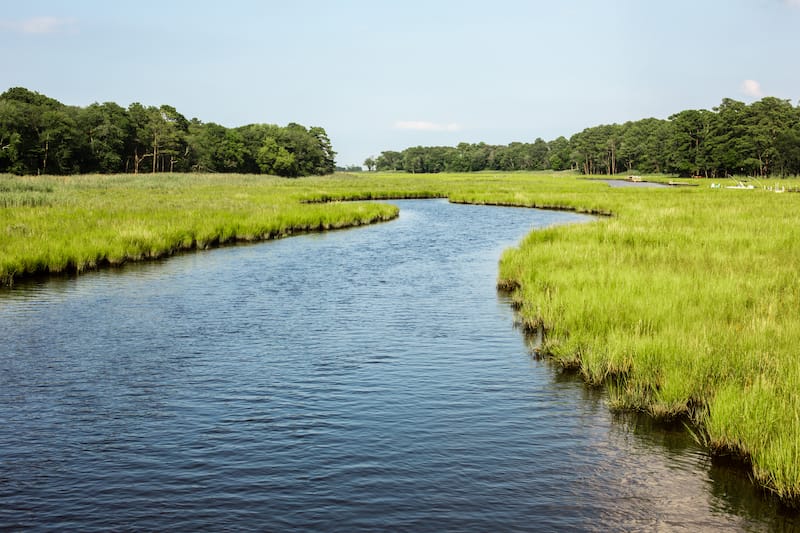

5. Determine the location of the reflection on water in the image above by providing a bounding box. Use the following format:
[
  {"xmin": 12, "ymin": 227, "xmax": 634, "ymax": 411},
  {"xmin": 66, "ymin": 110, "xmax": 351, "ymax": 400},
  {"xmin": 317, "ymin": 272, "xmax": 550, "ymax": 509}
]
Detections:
[{"xmin": 0, "ymin": 200, "xmax": 796, "ymax": 531}]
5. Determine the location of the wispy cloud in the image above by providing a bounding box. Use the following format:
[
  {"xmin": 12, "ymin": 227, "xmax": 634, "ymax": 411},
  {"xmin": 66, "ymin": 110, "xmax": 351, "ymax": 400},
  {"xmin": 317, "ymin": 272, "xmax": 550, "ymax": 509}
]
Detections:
[
  {"xmin": 741, "ymin": 79, "xmax": 764, "ymax": 98},
  {"xmin": 394, "ymin": 120, "xmax": 461, "ymax": 132},
  {"xmin": 0, "ymin": 16, "xmax": 76, "ymax": 34},
  {"xmin": 785, "ymin": 0, "xmax": 800, "ymax": 7}
]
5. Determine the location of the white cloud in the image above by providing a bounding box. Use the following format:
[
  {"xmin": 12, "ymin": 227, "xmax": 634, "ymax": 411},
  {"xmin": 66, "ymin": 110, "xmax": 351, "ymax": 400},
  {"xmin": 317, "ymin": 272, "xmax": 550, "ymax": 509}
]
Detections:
[
  {"xmin": 785, "ymin": 0, "xmax": 800, "ymax": 6},
  {"xmin": 0, "ymin": 16, "xmax": 76, "ymax": 34},
  {"xmin": 741, "ymin": 79, "xmax": 764, "ymax": 98},
  {"xmin": 394, "ymin": 120, "xmax": 461, "ymax": 132}
]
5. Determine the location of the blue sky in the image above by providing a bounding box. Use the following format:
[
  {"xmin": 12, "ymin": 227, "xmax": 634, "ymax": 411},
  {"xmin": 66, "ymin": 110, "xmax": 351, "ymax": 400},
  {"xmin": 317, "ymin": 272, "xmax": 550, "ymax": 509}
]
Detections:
[{"xmin": 2, "ymin": 0, "xmax": 799, "ymax": 166}]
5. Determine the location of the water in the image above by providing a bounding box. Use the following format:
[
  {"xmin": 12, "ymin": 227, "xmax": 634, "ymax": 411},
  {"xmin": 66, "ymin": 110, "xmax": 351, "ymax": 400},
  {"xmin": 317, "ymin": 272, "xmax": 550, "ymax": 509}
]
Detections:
[
  {"xmin": 601, "ymin": 179, "xmax": 669, "ymax": 188},
  {"xmin": 0, "ymin": 200, "xmax": 795, "ymax": 531}
]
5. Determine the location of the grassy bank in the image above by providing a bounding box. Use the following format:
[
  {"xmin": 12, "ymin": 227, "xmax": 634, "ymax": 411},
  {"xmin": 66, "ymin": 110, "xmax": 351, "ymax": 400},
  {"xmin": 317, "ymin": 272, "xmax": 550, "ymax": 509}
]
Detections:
[
  {"xmin": 487, "ymin": 176, "xmax": 800, "ymax": 503},
  {"xmin": 3, "ymin": 170, "xmax": 800, "ymax": 503},
  {"xmin": 0, "ymin": 173, "xmax": 404, "ymax": 285}
]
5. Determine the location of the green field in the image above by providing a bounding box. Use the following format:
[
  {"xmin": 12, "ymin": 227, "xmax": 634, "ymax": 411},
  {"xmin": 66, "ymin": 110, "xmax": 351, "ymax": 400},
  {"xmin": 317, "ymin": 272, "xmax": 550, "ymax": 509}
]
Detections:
[{"xmin": 2, "ymin": 171, "xmax": 799, "ymax": 503}]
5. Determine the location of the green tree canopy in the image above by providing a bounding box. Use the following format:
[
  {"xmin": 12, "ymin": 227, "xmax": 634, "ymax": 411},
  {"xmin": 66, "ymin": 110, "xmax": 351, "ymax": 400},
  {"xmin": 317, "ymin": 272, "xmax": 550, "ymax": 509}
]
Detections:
[
  {"xmin": 373, "ymin": 97, "xmax": 800, "ymax": 177},
  {"xmin": 0, "ymin": 87, "xmax": 338, "ymax": 176}
]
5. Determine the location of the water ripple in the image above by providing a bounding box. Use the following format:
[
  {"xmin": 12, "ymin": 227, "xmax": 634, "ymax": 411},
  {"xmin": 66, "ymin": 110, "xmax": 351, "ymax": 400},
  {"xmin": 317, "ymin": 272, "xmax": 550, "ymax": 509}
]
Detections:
[{"xmin": 0, "ymin": 200, "xmax": 795, "ymax": 531}]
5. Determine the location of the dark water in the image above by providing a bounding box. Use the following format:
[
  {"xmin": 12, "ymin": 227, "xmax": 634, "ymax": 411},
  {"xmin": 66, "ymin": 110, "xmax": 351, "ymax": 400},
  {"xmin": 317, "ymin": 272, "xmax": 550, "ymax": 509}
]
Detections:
[
  {"xmin": 0, "ymin": 200, "xmax": 796, "ymax": 531},
  {"xmin": 601, "ymin": 179, "xmax": 669, "ymax": 188}
]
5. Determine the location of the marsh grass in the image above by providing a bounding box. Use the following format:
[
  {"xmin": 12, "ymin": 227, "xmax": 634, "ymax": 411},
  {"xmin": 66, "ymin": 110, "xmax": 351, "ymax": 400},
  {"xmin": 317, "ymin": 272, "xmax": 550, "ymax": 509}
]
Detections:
[
  {"xmin": 3, "ymin": 170, "xmax": 800, "ymax": 503},
  {"xmin": 0, "ymin": 175, "xmax": 55, "ymax": 207},
  {"xmin": 0, "ymin": 173, "xmax": 403, "ymax": 284},
  {"xmin": 491, "ymin": 176, "xmax": 800, "ymax": 503}
]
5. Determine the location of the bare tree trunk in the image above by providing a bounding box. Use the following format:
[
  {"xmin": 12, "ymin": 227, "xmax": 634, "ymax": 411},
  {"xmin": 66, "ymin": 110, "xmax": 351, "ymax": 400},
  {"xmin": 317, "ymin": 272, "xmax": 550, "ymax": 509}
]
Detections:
[
  {"xmin": 133, "ymin": 148, "xmax": 152, "ymax": 175},
  {"xmin": 611, "ymin": 141, "xmax": 616, "ymax": 175},
  {"xmin": 152, "ymin": 132, "xmax": 158, "ymax": 174},
  {"xmin": 42, "ymin": 136, "xmax": 49, "ymax": 175}
]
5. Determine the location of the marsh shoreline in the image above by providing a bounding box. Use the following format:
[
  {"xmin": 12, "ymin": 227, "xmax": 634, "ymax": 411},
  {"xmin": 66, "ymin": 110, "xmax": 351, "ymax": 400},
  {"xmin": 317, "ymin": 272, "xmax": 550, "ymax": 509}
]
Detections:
[{"xmin": 3, "ymin": 171, "xmax": 799, "ymax": 507}]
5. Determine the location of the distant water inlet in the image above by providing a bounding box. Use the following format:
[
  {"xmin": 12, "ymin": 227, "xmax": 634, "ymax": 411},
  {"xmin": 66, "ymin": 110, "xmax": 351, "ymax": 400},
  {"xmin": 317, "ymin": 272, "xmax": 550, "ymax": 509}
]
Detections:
[
  {"xmin": 0, "ymin": 200, "xmax": 795, "ymax": 531},
  {"xmin": 601, "ymin": 178, "xmax": 670, "ymax": 188}
]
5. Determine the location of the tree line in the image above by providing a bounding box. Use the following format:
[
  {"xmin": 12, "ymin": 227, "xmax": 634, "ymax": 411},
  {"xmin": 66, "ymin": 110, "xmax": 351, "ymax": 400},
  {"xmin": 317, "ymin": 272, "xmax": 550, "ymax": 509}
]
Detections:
[
  {"xmin": 0, "ymin": 87, "xmax": 336, "ymax": 177},
  {"xmin": 366, "ymin": 97, "xmax": 800, "ymax": 177}
]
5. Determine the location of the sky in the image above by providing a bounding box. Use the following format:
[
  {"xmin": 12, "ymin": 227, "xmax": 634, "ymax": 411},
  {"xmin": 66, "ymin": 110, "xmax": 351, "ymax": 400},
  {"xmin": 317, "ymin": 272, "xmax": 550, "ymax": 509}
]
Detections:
[{"xmin": 2, "ymin": 0, "xmax": 799, "ymax": 166}]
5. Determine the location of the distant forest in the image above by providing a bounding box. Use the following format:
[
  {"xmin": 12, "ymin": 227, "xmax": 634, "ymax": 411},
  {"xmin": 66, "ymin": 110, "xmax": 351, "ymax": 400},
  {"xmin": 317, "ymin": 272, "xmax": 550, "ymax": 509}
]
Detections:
[
  {"xmin": 367, "ymin": 97, "xmax": 800, "ymax": 177},
  {"xmin": 0, "ymin": 87, "xmax": 335, "ymax": 177},
  {"xmin": 3, "ymin": 87, "xmax": 799, "ymax": 178}
]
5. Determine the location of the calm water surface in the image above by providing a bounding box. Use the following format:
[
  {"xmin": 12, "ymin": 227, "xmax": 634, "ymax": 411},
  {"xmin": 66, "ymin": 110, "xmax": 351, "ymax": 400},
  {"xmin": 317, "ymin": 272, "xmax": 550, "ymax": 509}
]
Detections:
[{"xmin": 1, "ymin": 200, "xmax": 796, "ymax": 531}]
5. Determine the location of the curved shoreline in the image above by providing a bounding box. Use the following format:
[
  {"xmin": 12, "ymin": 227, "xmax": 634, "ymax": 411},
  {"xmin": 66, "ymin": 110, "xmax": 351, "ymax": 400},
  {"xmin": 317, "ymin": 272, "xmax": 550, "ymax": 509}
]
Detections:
[
  {"xmin": 1, "ymin": 210, "xmax": 399, "ymax": 288},
  {"xmin": 494, "ymin": 278, "xmax": 793, "ymax": 507},
  {"xmin": 4, "ymin": 192, "xmax": 599, "ymax": 287},
  {"xmin": 489, "ymin": 194, "xmax": 800, "ymax": 507},
  {"xmin": 3, "ymin": 172, "xmax": 798, "ymax": 507}
]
